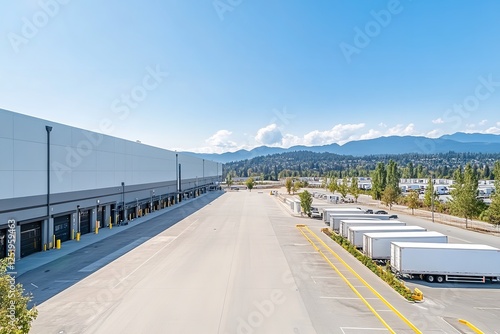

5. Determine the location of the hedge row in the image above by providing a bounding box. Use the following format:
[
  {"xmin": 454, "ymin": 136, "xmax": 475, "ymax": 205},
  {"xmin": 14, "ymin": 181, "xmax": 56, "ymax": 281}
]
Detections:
[{"xmin": 322, "ymin": 228, "xmax": 415, "ymax": 301}]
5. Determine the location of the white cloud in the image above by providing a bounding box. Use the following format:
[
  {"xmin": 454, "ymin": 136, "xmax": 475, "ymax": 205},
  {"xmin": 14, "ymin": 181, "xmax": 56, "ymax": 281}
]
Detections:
[
  {"xmin": 281, "ymin": 133, "xmax": 301, "ymax": 148},
  {"xmin": 255, "ymin": 124, "xmax": 283, "ymax": 146},
  {"xmin": 303, "ymin": 123, "xmax": 365, "ymax": 146},
  {"xmin": 203, "ymin": 130, "xmax": 238, "ymax": 153},
  {"xmin": 359, "ymin": 129, "xmax": 381, "ymax": 140},
  {"xmin": 432, "ymin": 118, "xmax": 444, "ymax": 124},
  {"xmin": 378, "ymin": 122, "xmax": 387, "ymax": 128},
  {"xmin": 426, "ymin": 129, "xmax": 442, "ymax": 138},
  {"xmin": 479, "ymin": 119, "xmax": 488, "ymax": 126},
  {"xmin": 466, "ymin": 123, "xmax": 476, "ymax": 129},
  {"xmin": 386, "ymin": 123, "xmax": 417, "ymax": 136},
  {"xmin": 484, "ymin": 127, "xmax": 500, "ymax": 134}
]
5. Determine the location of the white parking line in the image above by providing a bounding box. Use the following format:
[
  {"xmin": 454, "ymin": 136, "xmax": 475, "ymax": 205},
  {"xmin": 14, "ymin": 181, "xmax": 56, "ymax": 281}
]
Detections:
[
  {"xmin": 340, "ymin": 327, "xmax": 388, "ymax": 333},
  {"xmin": 311, "ymin": 276, "xmax": 341, "ymax": 279},
  {"xmin": 320, "ymin": 296, "xmax": 379, "ymax": 300}
]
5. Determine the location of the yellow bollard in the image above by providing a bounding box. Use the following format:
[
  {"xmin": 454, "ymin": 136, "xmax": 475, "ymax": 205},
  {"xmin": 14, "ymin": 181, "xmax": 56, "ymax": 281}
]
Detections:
[
  {"xmin": 44, "ymin": 244, "xmax": 47, "ymax": 251},
  {"xmin": 76, "ymin": 232, "xmax": 80, "ymax": 241},
  {"xmin": 95, "ymin": 226, "xmax": 99, "ymax": 234},
  {"xmin": 109, "ymin": 222, "xmax": 112, "ymax": 229},
  {"xmin": 412, "ymin": 288, "xmax": 424, "ymax": 301},
  {"xmin": 56, "ymin": 239, "xmax": 61, "ymax": 249},
  {"xmin": 53, "ymin": 235, "xmax": 56, "ymax": 249}
]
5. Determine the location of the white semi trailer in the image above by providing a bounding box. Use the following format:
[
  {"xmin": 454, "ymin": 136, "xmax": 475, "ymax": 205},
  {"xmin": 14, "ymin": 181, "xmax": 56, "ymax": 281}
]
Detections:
[
  {"xmin": 322, "ymin": 207, "xmax": 364, "ymax": 224},
  {"xmin": 339, "ymin": 220, "xmax": 406, "ymax": 238},
  {"xmin": 390, "ymin": 242, "xmax": 500, "ymax": 283},
  {"xmin": 363, "ymin": 231, "xmax": 447, "ymax": 260},
  {"xmin": 330, "ymin": 214, "xmax": 391, "ymax": 232},
  {"xmin": 348, "ymin": 225, "xmax": 426, "ymax": 248}
]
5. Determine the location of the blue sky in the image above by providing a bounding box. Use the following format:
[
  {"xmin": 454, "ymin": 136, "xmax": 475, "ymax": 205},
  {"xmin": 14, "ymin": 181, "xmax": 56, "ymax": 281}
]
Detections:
[{"xmin": 1, "ymin": 0, "xmax": 500, "ymax": 153}]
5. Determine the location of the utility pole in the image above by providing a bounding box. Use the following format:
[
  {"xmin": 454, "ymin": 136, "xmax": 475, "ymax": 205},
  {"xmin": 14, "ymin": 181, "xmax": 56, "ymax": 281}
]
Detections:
[{"xmin": 431, "ymin": 178, "xmax": 435, "ymax": 222}]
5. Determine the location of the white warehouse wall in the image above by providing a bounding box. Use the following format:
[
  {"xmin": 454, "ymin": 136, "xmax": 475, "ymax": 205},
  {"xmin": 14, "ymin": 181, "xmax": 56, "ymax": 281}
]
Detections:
[{"xmin": 0, "ymin": 109, "xmax": 221, "ymax": 200}]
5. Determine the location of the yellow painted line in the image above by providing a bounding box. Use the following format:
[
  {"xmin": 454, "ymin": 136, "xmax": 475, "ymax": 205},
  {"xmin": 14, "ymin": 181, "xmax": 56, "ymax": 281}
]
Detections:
[
  {"xmin": 459, "ymin": 319, "xmax": 484, "ymax": 334},
  {"xmin": 296, "ymin": 226, "xmax": 396, "ymax": 334},
  {"xmin": 297, "ymin": 225, "xmax": 422, "ymax": 334}
]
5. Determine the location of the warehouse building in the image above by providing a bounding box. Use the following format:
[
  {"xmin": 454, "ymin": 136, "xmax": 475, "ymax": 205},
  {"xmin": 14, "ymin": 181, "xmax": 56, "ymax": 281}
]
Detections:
[{"xmin": 0, "ymin": 109, "xmax": 222, "ymax": 260}]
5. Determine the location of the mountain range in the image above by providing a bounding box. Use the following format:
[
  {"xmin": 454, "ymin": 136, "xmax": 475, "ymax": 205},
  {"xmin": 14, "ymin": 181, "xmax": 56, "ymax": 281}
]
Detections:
[{"xmin": 184, "ymin": 132, "xmax": 500, "ymax": 163}]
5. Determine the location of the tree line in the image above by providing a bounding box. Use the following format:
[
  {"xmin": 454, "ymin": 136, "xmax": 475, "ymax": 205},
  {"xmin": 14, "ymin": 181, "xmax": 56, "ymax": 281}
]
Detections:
[{"xmin": 223, "ymin": 151, "xmax": 500, "ymax": 181}]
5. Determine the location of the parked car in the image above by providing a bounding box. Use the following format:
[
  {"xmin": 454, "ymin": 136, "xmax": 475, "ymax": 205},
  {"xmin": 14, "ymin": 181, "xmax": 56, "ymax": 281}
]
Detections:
[
  {"xmin": 389, "ymin": 214, "xmax": 398, "ymax": 219},
  {"xmin": 365, "ymin": 209, "xmax": 373, "ymax": 214},
  {"xmin": 374, "ymin": 210, "xmax": 388, "ymax": 214},
  {"xmin": 311, "ymin": 207, "xmax": 322, "ymax": 219}
]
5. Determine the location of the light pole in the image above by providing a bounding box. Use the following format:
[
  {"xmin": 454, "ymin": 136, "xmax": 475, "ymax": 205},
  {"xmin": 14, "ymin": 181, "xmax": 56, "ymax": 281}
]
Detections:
[
  {"xmin": 121, "ymin": 182, "xmax": 125, "ymax": 222},
  {"xmin": 431, "ymin": 177, "xmax": 435, "ymax": 223},
  {"xmin": 45, "ymin": 126, "xmax": 52, "ymax": 249},
  {"xmin": 96, "ymin": 200, "xmax": 100, "ymax": 228},
  {"xmin": 77, "ymin": 205, "xmax": 81, "ymax": 234}
]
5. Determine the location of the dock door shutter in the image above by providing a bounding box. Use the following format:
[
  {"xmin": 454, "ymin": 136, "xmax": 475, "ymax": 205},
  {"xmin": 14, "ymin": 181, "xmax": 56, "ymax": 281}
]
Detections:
[
  {"xmin": 20, "ymin": 221, "xmax": 42, "ymax": 258},
  {"xmin": 80, "ymin": 209, "xmax": 91, "ymax": 235},
  {"xmin": 97, "ymin": 207, "xmax": 105, "ymax": 228},
  {"xmin": 54, "ymin": 215, "xmax": 71, "ymax": 243}
]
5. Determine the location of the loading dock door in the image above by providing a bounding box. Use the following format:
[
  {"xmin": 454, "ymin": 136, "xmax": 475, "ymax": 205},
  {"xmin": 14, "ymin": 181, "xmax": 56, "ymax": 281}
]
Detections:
[
  {"xmin": 54, "ymin": 215, "xmax": 71, "ymax": 243},
  {"xmin": 97, "ymin": 207, "xmax": 105, "ymax": 228},
  {"xmin": 80, "ymin": 209, "xmax": 91, "ymax": 235},
  {"xmin": 20, "ymin": 222, "xmax": 42, "ymax": 258},
  {"xmin": 0, "ymin": 229, "xmax": 6, "ymax": 259}
]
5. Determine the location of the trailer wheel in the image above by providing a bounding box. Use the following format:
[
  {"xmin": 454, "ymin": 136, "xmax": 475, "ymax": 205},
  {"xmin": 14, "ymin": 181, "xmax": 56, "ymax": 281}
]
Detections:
[
  {"xmin": 426, "ymin": 275, "xmax": 435, "ymax": 283},
  {"xmin": 436, "ymin": 275, "xmax": 444, "ymax": 283}
]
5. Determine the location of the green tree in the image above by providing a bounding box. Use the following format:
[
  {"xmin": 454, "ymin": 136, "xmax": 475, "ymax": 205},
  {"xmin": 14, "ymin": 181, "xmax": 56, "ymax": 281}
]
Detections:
[
  {"xmin": 406, "ymin": 190, "xmax": 420, "ymax": 215},
  {"xmin": 415, "ymin": 164, "xmax": 424, "ymax": 178},
  {"xmin": 338, "ymin": 177, "xmax": 349, "ymax": 200},
  {"xmin": 299, "ymin": 190, "xmax": 313, "ymax": 217},
  {"xmin": 328, "ymin": 177, "xmax": 338, "ymax": 194},
  {"xmin": 292, "ymin": 181, "xmax": 300, "ymax": 194},
  {"xmin": 423, "ymin": 178, "xmax": 438, "ymax": 208},
  {"xmin": 386, "ymin": 160, "xmax": 401, "ymax": 196},
  {"xmin": 226, "ymin": 174, "xmax": 233, "ymax": 189},
  {"xmin": 321, "ymin": 177, "xmax": 328, "ymax": 190},
  {"xmin": 246, "ymin": 177, "xmax": 255, "ymax": 191},
  {"xmin": 371, "ymin": 162, "xmax": 386, "ymax": 200},
  {"xmin": 449, "ymin": 163, "xmax": 481, "ymax": 228},
  {"xmin": 0, "ymin": 256, "xmax": 38, "ymax": 334},
  {"xmin": 381, "ymin": 186, "xmax": 398, "ymax": 209},
  {"xmin": 349, "ymin": 177, "xmax": 360, "ymax": 203},
  {"xmin": 285, "ymin": 178, "xmax": 293, "ymax": 194},
  {"xmin": 485, "ymin": 161, "xmax": 500, "ymax": 225}
]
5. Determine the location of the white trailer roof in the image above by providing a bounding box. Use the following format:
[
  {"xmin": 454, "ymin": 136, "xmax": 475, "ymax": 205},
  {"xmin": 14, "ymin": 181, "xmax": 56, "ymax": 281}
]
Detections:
[
  {"xmin": 349, "ymin": 225, "xmax": 424, "ymax": 231},
  {"xmin": 341, "ymin": 219, "xmax": 402, "ymax": 224},
  {"xmin": 364, "ymin": 231, "xmax": 445, "ymax": 238},
  {"xmin": 392, "ymin": 242, "xmax": 499, "ymax": 250},
  {"xmin": 322, "ymin": 207, "xmax": 363, "ymax": 212}
]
